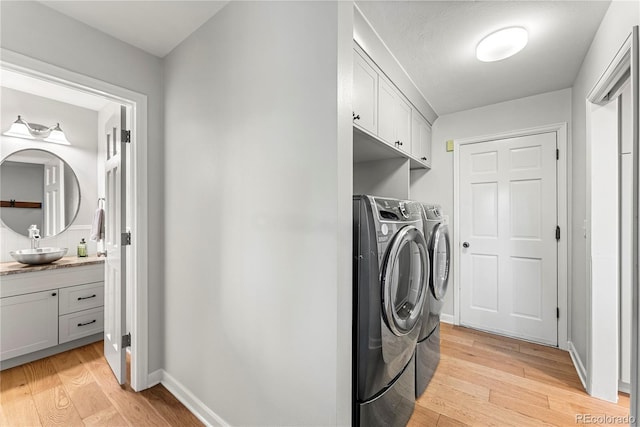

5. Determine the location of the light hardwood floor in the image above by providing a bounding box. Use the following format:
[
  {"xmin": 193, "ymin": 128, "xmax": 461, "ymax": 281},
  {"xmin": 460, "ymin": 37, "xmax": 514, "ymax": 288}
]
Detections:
[
  {"xmin": 0, "ymin": 325, "xmax": 631, "ymax": 426},
  {"xmin": 409, "ymin": 323, "xmax": 630, "ymax": 426},
  {"xmin": 0, "ymin": 341, "xmax": 202, "ymax": 426}
]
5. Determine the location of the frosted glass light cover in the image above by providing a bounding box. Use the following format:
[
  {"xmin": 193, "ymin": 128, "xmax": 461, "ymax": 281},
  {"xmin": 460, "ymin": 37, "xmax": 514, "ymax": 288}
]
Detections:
[
  {"xmin": 44, "ymin": 128, "xmax": 71, "ymax": 145},
  {"xmin": 3, "ymin": 121, "xmax": 34, "ymax": 139},
  {"xmin": 476, "ymin": 27, "xmax": 528, "ymax": 62}
]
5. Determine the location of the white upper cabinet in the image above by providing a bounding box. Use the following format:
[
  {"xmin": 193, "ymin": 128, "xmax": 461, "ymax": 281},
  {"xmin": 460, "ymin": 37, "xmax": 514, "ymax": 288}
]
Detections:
[
  {"xmin": 411, "ymin": 112, "xmax": 432, "ymax": 167},
  {"xmin": 378, "ymin": 78, "xmax": 411, "ymax": 154},
  {"xmin": 353, "ymin": 51, "xmax": 378, "ymax": 134}
]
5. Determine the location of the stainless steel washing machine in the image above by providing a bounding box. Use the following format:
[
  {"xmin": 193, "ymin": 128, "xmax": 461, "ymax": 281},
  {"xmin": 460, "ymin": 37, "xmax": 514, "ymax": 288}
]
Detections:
[
  {"xmin": 416, "ymin": 204, "xmax": 450, "ymax": 398},
  {"xmin": 353, "ymin": 195, "xmax": 430, "ymax": 427}
]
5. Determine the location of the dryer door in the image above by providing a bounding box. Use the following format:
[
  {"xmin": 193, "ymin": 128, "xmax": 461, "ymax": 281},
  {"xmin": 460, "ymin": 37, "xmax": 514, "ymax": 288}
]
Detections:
[
  {"xmin": 430, "ymin": 223, "xmax": 450, "ymax": 300},
  {"xmin": 381, "ymin": 225, "xmax": 430, "ymax": 336}
]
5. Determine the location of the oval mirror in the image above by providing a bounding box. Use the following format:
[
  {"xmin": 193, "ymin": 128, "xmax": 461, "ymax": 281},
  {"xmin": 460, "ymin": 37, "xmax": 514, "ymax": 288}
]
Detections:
[{"xmin": 0, "ymin": 149, "xmax": 81, "ymax": 238}]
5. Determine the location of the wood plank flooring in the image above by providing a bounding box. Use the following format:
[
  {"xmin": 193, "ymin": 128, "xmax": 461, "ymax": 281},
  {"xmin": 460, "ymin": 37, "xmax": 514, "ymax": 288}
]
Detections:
[
  {"xmin": 0, "ymin": 325, "xmax": 632, "ymax": 426},
  {"xmin": 409, "ymin": 323, "xmax": 631, "ymax": 427},
  {"xmin": 0, "ymin": 341, "xmax": 202, "ymax": 426}
]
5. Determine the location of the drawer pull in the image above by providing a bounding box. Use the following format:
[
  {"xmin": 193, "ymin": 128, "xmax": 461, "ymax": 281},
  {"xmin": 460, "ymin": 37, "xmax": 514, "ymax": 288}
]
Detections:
[
  {"xmin": 77, "ymin": 319, "xmax": 97, "ymax": 327},
  {"xmin": 77, "ymin": 294, "xmax": 97, "ymax": 301}
]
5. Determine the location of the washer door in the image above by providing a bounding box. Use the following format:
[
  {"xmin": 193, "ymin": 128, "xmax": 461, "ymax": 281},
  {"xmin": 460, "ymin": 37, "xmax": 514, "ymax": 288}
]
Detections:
[
  {"xmin": 430, "ymin": 223, "xmax": 450, "ymax": 300},
  {"xmin": 381, "ymin": 225, "xmax": 429, "ymax": 336}
]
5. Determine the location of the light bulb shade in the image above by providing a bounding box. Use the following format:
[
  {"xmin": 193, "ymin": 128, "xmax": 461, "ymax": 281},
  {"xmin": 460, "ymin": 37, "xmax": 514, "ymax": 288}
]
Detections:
[
  {"xmin": 3, "ymin": 116, "xmax": 35, "ymax": 139},
  {"xmin": 43, "ymin": 123, "xmax": 71, "ymax": 145},
  {"xmin": 476, "ymin": 27, "xmax": 528, "ymax": 62}
]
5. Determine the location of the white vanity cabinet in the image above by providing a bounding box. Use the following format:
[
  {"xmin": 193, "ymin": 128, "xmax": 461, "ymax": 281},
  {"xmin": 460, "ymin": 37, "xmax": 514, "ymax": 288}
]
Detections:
[
  {"xmin": 0, "ymin": 259, "xmax": 105, "ymax": 366},
  {"xmin": 0, "ymin": 290, "xmax": 59, "ymax": 360}
]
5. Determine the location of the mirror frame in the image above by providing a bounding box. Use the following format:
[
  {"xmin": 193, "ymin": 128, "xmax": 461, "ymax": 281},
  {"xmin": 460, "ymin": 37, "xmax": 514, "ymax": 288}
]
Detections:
[{"xmin": 0, "ymin": 148, "xmax": 82, "ymax": 238}]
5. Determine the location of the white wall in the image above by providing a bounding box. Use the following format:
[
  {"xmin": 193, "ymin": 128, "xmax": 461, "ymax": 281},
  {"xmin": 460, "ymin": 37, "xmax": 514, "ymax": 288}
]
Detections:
[
  {"xmin": 163, "ymin": 2, "xmax": 352, "ymax": 426},
  {"xmin": 0, "ymin": 0, "xmax": 165, "ymax": 373},
  {"xmin": 0, "ymin": 87, "xmax": 99, "ymax": 261},
  {"xmin": 410, "ymin": 88, "xmax": 572, "ymax": 318},
  {"xmin": 570, "ymin": 0, "xmax": 640, "ymax": 370}
]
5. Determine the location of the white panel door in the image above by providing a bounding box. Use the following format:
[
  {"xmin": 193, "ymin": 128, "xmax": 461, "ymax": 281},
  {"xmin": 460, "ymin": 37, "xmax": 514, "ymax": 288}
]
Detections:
[
  {"xmin": 353, "ymin": 51, "xmax": 377, "ymax": 134},
  {"xmin": 43, "ymin": 158, "xmax": 65, "ymax": 236},
  {"xmin": 104, "ymin": 106, "xmax": 128, "ymax": 384},
  {"xmin": 459, "ymin": 132, "xmax": 558, "ymax": 345}
]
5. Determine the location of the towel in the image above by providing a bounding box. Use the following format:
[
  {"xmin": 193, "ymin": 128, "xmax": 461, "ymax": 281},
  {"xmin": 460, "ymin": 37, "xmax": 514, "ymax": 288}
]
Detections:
[{"xmin": 90, "ymin": 207, "xmax": 105, "ymax": 241}]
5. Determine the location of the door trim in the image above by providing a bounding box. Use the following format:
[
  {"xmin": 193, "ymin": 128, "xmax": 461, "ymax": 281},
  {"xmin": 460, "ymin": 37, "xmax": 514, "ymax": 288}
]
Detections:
[
  {"xmin": 0, "ymin": 48, "xmax": 150, "ymax": 390},
  {"xmin": 453, "ymin": 122, "xmax": 569, "ymax": 350}
]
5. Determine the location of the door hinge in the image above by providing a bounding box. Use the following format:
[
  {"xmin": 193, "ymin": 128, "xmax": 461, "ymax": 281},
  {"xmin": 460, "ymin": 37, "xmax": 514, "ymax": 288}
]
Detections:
[
  {"xmin": 556, "ymin": 149, "xmax": 559, "ymax": 160},
  {"xmin": 557, "ymin": 307, "xmax": 560, "ymax": 319},
  {"xmin": 121, "ymin": 231, "xmax": 132, "ymax": 246},
  {"xmin": 555, "ymin": 226, "xmax": 560, "ymax": 241},
  {"xmin": 121, "ymin": 129, "xmax": 131, "ymax": 143},
  {"xmin": 122, "ymin": 333, "xmax": 131, "ymax": 348}
]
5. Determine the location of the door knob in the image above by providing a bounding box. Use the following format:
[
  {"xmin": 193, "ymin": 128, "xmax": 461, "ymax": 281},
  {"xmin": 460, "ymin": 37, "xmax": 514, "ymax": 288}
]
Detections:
[{"xmin": 462, "ymin": 242, "xmax": 470, "ymax": 248}]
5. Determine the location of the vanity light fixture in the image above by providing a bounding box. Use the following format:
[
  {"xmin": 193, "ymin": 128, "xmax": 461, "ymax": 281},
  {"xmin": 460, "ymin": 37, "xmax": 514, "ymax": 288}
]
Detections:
[
  {"xmin": 3, "ymin": 115, "xmax": 71, "ymax": 145},
  {"xmin": 476, "ymin": 27, "xmax": 528, "ymax": 62}
]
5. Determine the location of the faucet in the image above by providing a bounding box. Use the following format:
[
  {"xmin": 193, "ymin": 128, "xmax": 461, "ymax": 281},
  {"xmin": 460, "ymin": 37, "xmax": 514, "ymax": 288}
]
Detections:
[{"xmin": 28, "ymin": 225, "xmax": 41, "ymax": 249}]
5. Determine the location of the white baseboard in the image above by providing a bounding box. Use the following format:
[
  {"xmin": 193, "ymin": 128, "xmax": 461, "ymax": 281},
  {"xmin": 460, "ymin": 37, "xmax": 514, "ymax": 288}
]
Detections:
[
  {"xmin": 568, "ymin": 341, "xmax": 588, "ymax": 391},
  {"xmin": 440, "ymin": 313, "xmax": 455, "ymax": 324},
  {"xmin": 149, "ymin": 369, "xmax": 229, "ymax": 427}
]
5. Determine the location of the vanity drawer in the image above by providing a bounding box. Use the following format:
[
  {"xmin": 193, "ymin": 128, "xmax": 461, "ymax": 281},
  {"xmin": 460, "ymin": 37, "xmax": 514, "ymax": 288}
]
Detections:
[
  {"xmin": 59, "ymin": 307, "xmax": 104, "ymax": 344},
  {"xmin": 59, "ymin": 282, "xmax": 104, "ymax": 315}
]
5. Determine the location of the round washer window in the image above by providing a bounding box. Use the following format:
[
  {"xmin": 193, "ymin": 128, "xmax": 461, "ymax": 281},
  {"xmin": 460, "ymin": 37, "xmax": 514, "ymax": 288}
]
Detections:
[
  {"xmin": 381, "ymin": 225, "xmax": 429, "ymax": 336},
  {"xmin": 430, "ymin": 223, "xmax": 450, "ymax": 300}
]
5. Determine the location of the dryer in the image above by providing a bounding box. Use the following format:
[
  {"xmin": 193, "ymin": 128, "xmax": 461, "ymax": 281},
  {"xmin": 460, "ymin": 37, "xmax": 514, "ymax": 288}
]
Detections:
[
  {"xmin": 353, "ymin": 195, "xmax": 430, "ymax": 427},
  {"xmin": 416, "ymin": 204, "xmax": 450, "ymax": 398}
]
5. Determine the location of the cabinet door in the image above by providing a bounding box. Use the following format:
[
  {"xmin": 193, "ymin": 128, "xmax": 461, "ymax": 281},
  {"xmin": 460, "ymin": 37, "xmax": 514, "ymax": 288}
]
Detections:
[
  {"xmin": 395, "ymin": 95, "xmax": 412, "ymax": 154},
  {"xmin": 411, "ymin": 113, "xmax": 432, "ymax": 167},
  {"xmin": 379, "ymin": 78, "xmax": 412, "ymax": 154},
  {"xmin": 353, "ymin": 51, "xmax": 378, "ymax": 134},
  {"xmin": 1, "ymin": 290, "xmax": 58, "ymax": 361},
  {"xmin": 378, "ymin": 78, "xmax": 396, "ymax": 144}
]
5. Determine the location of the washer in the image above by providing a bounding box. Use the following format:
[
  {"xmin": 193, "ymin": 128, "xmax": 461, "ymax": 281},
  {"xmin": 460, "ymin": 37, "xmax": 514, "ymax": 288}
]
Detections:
[
  {"xmin": 353, "ymin": 195, "xmax": 430, "ymax": 427},
  {"xmin": 415, "ymin": 204, "xmax": 451, "ymax": 398}
]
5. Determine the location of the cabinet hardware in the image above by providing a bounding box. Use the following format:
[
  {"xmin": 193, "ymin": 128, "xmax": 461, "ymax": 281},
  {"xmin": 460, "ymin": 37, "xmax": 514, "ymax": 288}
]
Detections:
[
  {"xmin": 51, "ymin": 292, "xmax": 57, "ymax": 296},
  {"xmin": 352, "ymin": 112, "xmax": 360, "ymax": 121},
  {"xmin": 77, "ymin": 294, "xmax": 97, "ymax": 301},
  {"xmin": 421, "ymin": 157, "xmax": 427, "ymax": 161},
  {"xmin": 77, "ymin": 319, "xmax": 97, "ymax": 327}
]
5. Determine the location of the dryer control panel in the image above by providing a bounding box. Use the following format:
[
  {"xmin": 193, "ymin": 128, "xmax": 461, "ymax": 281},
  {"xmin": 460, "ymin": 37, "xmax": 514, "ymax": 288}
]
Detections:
[{"xmin": 374, "ymin": 197, "xmax": 422, "ymax": 222}]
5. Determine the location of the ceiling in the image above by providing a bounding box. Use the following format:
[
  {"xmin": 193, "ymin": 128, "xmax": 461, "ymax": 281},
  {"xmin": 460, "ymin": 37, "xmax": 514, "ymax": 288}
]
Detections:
[
  {"xmin": 39, "ymin": 1, "xmax": 228, "ymax": 58},
  {"xmin": 36, "ymin": 1, "xmax": 610, "ymax": 115},
  {"xmin": 356, "ymin": 1, "xmax": 611, "ymax": 115}
]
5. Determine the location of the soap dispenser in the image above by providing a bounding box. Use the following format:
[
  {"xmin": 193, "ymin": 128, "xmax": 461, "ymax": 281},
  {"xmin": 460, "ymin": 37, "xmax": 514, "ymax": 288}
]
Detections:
[{"xmin": 77, "ymin": 238, "xmax": 88, "ymax": 257}]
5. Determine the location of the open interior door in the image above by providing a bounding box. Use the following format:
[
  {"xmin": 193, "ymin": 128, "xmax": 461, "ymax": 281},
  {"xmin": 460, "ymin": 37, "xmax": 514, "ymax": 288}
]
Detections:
[{"xmin": 104, "ymin": 106, "xmax": 128, "ymax": 384}]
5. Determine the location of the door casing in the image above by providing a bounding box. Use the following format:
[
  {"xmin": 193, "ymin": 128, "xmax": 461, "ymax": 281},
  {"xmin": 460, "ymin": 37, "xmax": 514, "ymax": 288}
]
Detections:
[{"xmin": 0, "ymin": 48, "xmax": 151, "ymax": 391}]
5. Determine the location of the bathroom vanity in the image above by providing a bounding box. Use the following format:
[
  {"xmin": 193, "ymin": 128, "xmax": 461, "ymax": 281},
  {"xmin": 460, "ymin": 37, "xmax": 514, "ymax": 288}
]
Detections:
[{"xmin": 0, "ymin": 256, "xmax": 105, "ymax": 369}]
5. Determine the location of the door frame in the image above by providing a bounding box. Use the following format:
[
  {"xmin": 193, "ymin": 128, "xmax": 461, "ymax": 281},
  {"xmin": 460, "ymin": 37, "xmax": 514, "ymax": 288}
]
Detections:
[
  {"xmin": 0, "ymin": 48, "xmax": 150, "ymax": 391},
  {"xmin": 452, "ymin": 122, "xmax": 569, "ymax": 351}
]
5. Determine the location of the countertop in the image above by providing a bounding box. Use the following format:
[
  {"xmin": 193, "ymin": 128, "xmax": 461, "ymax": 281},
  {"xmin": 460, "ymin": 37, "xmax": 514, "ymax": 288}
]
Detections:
[{"xmin": 0, "ymin": 255, "xmax": 105, "ymax": 276}]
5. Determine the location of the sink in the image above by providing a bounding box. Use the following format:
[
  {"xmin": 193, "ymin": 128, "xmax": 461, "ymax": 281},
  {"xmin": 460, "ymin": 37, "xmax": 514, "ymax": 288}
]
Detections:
[{"xmin": 10, "ymin": 247, "xmax": 68, "ymax": 265}]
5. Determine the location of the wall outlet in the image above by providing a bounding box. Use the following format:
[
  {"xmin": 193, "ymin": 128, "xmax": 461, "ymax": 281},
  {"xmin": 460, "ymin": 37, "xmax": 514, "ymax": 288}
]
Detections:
[{"xmin": 446, "ymin": 140, "xmax": 454, "ymax": 152}]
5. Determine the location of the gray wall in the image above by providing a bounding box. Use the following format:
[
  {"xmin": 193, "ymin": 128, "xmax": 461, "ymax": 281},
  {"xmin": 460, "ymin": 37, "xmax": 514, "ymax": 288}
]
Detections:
[
  {"xmin": 163, "ymin": 2, "xmax": 352, "ymax": 425},
  {"xmin": 569, "ymin": 0, "xmax": 640, "ymax": 368},
  {"xmin": 0, "ymin": 0, "xmax": 165, "ymax": 373}
]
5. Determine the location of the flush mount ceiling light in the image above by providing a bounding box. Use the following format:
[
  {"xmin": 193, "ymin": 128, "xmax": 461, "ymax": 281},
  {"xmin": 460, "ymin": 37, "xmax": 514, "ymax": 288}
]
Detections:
[
  {"xmin": 476, "ymin": 27, "xmax": 528, "ymax": 62},
  {"xmin": 3, "ymin": 115, "xmax": 71, "ymax": 145}
]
